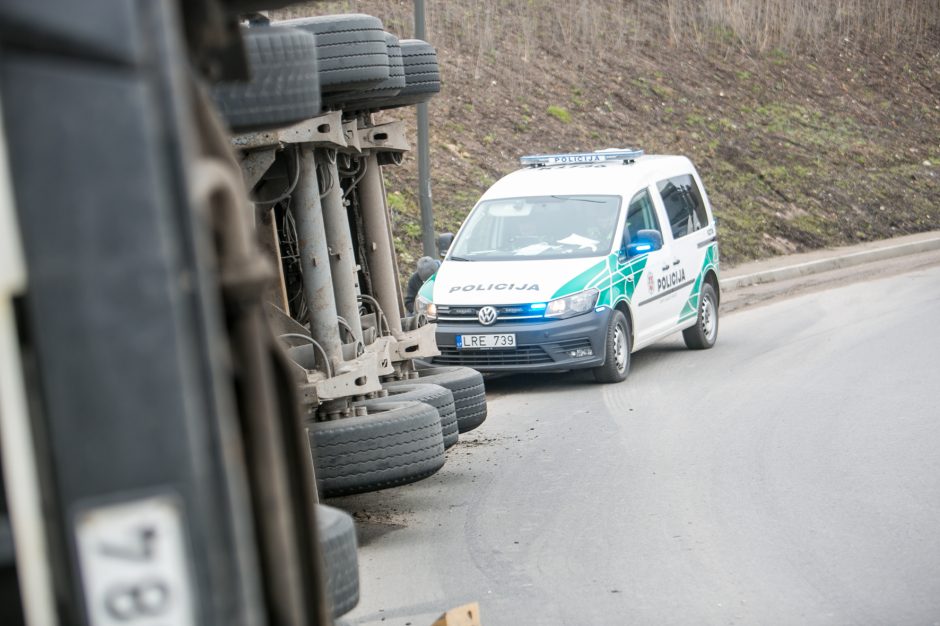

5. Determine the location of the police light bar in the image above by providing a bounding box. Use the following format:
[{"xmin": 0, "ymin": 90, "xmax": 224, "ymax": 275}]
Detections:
[{"xmin": 520, "ymin": 148, "xmax": 644, "ymax": 167}]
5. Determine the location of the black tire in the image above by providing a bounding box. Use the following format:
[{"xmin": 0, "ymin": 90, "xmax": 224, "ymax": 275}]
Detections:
[
  {"xmin": 683, "ymin": 282, "xmax": 719, "ymax": 349},
  {"xmin": 386, "ymin": 366, "xmax": 486, "ymax": 433},
  {"xmin": 333, "ymin": 32, "xmax": 406, "ymax": 112},
  {"xmin": 316, "ymin": 504, "xmax": 359, "ymax": 618},
  {"xmin": 277, "ymin": 14, "xmax": 390, "ymax": 94},
  {"xmin": 210, "ymin": 26, "xmax": 321, "ymax": 131},
  {"xmin": 308, "ymin": 400, "xmax": 444, "ymax": 497},
  {"xmin": 593, "ymin": 309, "xmax": 631, "ymax": 384},
  {"xmin": 375, "ymin": 39, "xmax": 441, "ymax": 110},
  {"xmin": 375, "ymin": 382, "xmax": 458, "ymax": 449}
]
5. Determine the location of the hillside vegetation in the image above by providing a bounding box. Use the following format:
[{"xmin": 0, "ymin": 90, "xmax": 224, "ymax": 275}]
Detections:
[{"xmin": 276, "ymin": 1, "xmax": 940, "ymax": 270}]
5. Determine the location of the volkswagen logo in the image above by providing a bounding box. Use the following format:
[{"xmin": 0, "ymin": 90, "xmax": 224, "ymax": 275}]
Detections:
[{"xmin": 478, "ymin": 305, "xmax": 498, "ymax": 326}]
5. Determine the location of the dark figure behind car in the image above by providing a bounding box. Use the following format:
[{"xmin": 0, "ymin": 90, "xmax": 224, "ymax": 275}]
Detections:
[{"xmin": 404, "ymin": 256, "xmax": 440, "ymax": 313}]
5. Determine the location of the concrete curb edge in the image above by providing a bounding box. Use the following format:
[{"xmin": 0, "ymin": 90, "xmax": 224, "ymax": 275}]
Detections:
[{"xmin": 720, "ymin": 236, "xmax": 940, "ymax": 291}]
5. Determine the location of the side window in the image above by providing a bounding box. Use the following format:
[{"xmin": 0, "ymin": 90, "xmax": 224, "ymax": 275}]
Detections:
[
  {"xmin": 625, "ymin": 189, "xmax": 661, "ymax": 243},
  {"xmin": 656, "ymin": 174, "xmax": 708, "ymax": 239}
]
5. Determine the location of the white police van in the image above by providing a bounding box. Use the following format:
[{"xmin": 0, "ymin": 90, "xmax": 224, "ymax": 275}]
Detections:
[{"xmin": 416, "ymin": 149, "xmax": 720, "ymax": 383}]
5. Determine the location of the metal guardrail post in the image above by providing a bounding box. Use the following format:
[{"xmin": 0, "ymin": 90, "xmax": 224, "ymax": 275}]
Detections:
[
  {"xmin": 414, "ymin": 0, "xmax": 436, "ymax": 258},
  {"xmin": 417, "ymin": 103, "xmax": 434, "ymax": 258}
]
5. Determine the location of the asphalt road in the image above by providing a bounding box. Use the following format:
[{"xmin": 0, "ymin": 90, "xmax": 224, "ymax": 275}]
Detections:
[{"xmin": 336, "ymin": 261, "xmax": 940, "ymax": 626}]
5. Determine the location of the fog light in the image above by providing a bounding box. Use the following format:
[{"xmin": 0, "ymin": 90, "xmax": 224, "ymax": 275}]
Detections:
[{"xmin": 568, "ymin": 347, "xmax": 594, "ymax": 358}]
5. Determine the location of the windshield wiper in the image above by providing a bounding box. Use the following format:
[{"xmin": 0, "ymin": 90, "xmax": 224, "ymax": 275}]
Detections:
[
  {"xmin": 448, "ymin": 255, "xmax": 473, "ymax": 261},
  {"xmin": 550, "ymin": 195, "xmax": 605, "ymax": 204}
]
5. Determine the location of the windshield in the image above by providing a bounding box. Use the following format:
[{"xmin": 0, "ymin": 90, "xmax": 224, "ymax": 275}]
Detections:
[{"xmin": 448, "ymin": 195, "xmax": 622, "ymax": 261}]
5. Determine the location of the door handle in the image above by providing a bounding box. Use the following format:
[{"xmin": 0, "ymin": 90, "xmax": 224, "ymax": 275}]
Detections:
[
  {"xmin": 661, "ymin": 265, "xmax": 670, "ymax": 271},
  {"xmin": 672, "ymin": 259, "xmax": 681, "ymax": 266}
]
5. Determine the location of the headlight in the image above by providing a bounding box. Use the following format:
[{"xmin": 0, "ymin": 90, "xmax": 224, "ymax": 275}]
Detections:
[
  {"xmin": 545, "ymin": 288, "xmax": 599, "ymax": 319},
  {"xmin": 415, "ymin": 296, "xmax": 436, "ymax": 319}
]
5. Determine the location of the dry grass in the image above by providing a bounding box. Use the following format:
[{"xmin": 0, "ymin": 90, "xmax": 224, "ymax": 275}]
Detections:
[
  {"xmin": 666, "ymin": 0, "xmax": 939, "ymax": 52},
  {"xmin": 280, "ymin": 0, "xmax": 939, "ymax": 56},
  {"xmin": 272, "ymin": 1, "xmax": 940, "ymax": 268}
]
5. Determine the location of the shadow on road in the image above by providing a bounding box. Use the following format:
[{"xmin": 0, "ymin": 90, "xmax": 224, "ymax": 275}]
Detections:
[
  {"xmin": 481, "ymin": 339, "xmax": 691, "ymax": 397},
  {"xmin": 482, "ymin": 369, "xmax": 594, "ymax": 396}
]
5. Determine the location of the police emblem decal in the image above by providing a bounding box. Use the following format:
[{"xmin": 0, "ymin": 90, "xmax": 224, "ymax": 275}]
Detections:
[{"xmin": 478, "ymin": 305, "xmax": 498, "ymax": 326}]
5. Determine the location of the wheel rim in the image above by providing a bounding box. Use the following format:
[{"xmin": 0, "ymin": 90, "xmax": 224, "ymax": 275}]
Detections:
[
  {"xmin": 700, "ymin": 293, "xmax": 717, "ymax": 343},
  {"xmin": 612, "ymin": 322, "xmax": 628, "ymax": 373}
]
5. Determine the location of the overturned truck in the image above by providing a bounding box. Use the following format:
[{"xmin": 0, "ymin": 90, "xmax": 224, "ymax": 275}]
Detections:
[{"xmin": 213, "ymin": 14, "xmax": 487, "ymax": 499}]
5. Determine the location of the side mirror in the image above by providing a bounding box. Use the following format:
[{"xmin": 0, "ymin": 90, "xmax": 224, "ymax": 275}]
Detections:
[
  {"xmin": 627, "ymin": 229, "xmax": 663, "ymax": 257},
  {"xmin": 436, "ymin": 232, "xmax": 454, "ymax": 257}
]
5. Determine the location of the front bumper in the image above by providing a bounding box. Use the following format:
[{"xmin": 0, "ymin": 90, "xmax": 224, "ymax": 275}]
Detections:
[{"xmin": 431, "ymin": 308, "xmax": 613, "ymax": 372}]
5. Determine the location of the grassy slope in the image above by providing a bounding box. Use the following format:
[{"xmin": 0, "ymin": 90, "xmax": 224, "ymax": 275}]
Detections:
[{"xmin": 277, "ymin": 2, "xmax": 940, "ymax": 271}]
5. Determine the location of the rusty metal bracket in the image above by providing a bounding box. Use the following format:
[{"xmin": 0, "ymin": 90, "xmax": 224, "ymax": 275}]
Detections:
[
  {"xmin": 288, "ymin": 349, "xmax": 383, "ymax": 406},
  {"xmin": 357, "ymin": 120, "xmax": 410, "ymax": 153},
  {"xmin": 364, "ymin": 335, "xmax": 395, "ymax": 376},
  {"xmin": 238, "ymin": 148, "xmax": 277, "ymax": 189},
  {"xmin": 390, "ymin": 323, "xmax": 440, "ymax": 362},
  {"xmin": 279, "ymin": 111, "xmax": 347, "ymax": 147},
  {"xmin": 314, "ymin": 352, "xmax": 382, "ymax": 402},
  {"xmin": 231, "ymin": 110, "xmax": 349, "ymax": 151},
  {"xmin": 341, "ymin": 119, "xmax": 362, "ymax": 154}
]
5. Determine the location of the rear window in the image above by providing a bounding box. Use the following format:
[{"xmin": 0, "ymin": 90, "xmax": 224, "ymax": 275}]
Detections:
[{"xmin": 656, "ymin": 174, "xmax": 708, "ymax": 239}]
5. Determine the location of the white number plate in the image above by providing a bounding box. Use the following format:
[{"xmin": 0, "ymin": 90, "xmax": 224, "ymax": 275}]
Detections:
[
  {"xmin": 457, "ymin": 333, "xmax": 516, "ymax": 349},
  {"xmin": 76, "ymin": 495, "xmax": 195, "ymax": 626}
]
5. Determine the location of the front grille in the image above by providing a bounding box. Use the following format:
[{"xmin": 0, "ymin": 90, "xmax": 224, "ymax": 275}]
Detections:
[
  {"xmin": 436, "ymin": 304, "xmax": 543, "ymax": 324},
  {"xmin": 434, "ymin": 345, "xmax": 553, "ymax": 366}
]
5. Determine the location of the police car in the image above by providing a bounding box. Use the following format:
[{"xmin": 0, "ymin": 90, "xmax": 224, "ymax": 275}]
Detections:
[{"xmin": 416, "ymin": 149, "xmax": 720, "ymax": 383}]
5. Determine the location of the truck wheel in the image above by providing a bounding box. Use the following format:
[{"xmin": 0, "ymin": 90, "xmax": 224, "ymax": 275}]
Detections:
[
  {"xmin": 334, "ymin": 32, "xmax": 406, "ymax": 112},
  {"xmin": 386, "ymin": 366, "xmax": 486, "ymax": 433},
  {"xmin": 374, "ymin": 383, "xmax": 458, "ymax": 449},
  {"xmin": 316, "ymin": 504, "xmax": 359, "ymax": 618},
  {"xmin": 375, "ymin": 39, "xmax": 441, "ymax": 110},
  {"xmin": 683, "ymin": 282, "xmax": 719, "ymax": 349},
  {"xmin": 278, "ymin": 14, "xmax": 390, "ymax": 96},
  {"xmin": 308, "ymin": 400, "xmax": 444, "ymax": 498},
  {"xmin": 210, "ymin": 25, "xmax": 321, "ymax": 131},
  {"xmin": 593, "ymin": 309, "xmax": 630, "ymax": 383}
]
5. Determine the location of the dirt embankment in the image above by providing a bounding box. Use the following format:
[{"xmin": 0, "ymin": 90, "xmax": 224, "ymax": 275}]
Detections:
[{"xmin": 278, "ymin": 2, "xmax": 940, "ymax": 272}]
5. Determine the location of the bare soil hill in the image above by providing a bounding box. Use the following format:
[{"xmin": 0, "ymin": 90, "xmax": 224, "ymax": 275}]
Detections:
[{"xmin": 275, "ymin": 2, "xmax": 940, "ymax": 271}]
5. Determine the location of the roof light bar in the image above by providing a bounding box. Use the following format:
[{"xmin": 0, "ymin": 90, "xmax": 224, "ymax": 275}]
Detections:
[{"xmin": 520, "ymin": 148, "xmax": 644, "ymax": 167}]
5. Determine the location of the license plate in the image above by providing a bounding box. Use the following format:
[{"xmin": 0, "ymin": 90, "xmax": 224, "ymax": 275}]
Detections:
[
  {"xmin": 75, "ymin": 495, "xmax": 196, "ymax": 626},
  {"xmin": 457, "ymin": 333, "xmax": 516, "ymax": 349}
]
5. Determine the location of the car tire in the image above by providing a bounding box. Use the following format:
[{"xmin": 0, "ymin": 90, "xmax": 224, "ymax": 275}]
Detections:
[
  {"xmin": 210, "ymin": 25, "xmax": 321, "ymax": 131},
  {"xmin": 374, "ymin": 383, "xmax": 459, "ymax": 449},
  {"xmin": 683, "ymin": 282, "xmax": 719, "ymax": 350},
  {"xmin": 375, "ymin": 39, "xmax": 441, "ymax": 110},
  {"xmin": 330, "ymin": 32, "xmax": 406, "ymax": 112},
  {"xmin": 277, "ymin": 14, "xmax": 390, "ymax": 96},
  {"xmin": 308, "ymin": 400, "xmax": 444, "ymax": 498},
  {"xmin": 316, "ymin": 504, "xmax": 359, "ymax": 618},
  {"xmin": 593, "ymin": 309, "xmax": 631, "ymax": 383},
  {"xmin": 385, "ymin": 366, "xmax": 486, "ymax": 433}
]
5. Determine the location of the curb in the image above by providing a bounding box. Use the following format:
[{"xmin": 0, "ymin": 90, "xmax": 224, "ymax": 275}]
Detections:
[{"xmin": 720, "ymin": 235, "xmax": 940, "ymax": 291}]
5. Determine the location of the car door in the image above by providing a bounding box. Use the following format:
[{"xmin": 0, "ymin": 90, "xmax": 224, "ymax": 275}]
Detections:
[
  {"xmin": 651, "ymin": 172, "xmax": 714, "ymax": 329},
  {"xmin": 618, "ymin": 186, "xmax": 676, "ymax": 346}
]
